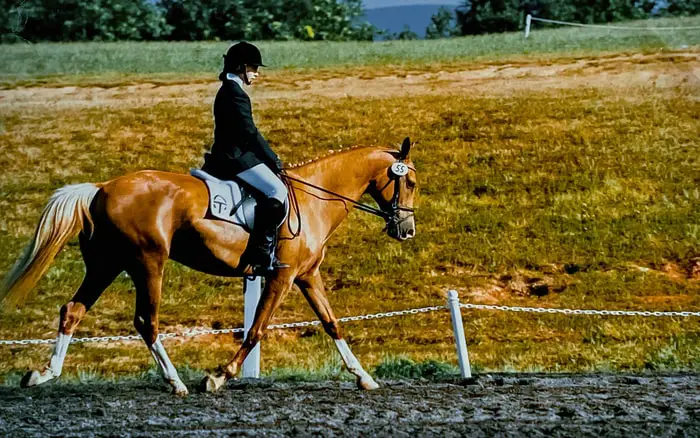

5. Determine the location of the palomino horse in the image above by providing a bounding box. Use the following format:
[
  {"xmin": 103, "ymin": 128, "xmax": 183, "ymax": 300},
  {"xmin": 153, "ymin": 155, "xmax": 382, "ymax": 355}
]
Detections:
[{"xmin": 0, "ymin": 139, "xmax": 417, "ymax": 395}]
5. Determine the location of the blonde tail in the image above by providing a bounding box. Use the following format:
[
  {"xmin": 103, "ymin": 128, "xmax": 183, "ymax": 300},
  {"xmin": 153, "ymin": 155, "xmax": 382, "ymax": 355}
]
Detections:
[{"xmin": 0, "ymin": 183, "xmax": 100, "ymax": 307}]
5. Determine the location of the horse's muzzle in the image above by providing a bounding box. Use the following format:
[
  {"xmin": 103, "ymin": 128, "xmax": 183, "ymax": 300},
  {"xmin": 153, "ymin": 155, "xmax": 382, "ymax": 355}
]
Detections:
[{"xmin": 388, "ymin": 214, "xmax": 416, "ymax": 241}]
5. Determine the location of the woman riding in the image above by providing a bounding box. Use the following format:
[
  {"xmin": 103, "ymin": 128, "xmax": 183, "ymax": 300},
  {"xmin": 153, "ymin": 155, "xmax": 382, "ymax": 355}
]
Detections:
[{"xmin": 201, "ymin": 41, "xmax": 288, "ymax": 275}]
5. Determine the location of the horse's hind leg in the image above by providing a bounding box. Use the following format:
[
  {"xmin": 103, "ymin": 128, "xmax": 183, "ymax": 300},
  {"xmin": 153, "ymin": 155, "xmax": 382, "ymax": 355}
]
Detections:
[
  {"xmin": 129, "ymin": 253, "xmax": 188, "ymax": 396},
  {"xmin": 201, "ymin": 273, "xmax": 295, "ymax": 393},
  {"xmin": 21, "ymin": 233, "xmax": 122, "ymax": 388},
  {"xmin": 295, "ymin": 272, "xmax": 378, "ymax": 390}
]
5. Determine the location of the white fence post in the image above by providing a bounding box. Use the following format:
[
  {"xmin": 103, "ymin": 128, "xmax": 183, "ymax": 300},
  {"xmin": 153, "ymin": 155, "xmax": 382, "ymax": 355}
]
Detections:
[
  {"xmin": 525, "ymin": 14, "xmax": 532, "ymax": 38},
  {"xmin": 242, "ymin": 276, "xmax": 261, "ymax": 378},
  {"xmin": 447, "ymin": 290, "xmax": 472, "ymax": 378}
]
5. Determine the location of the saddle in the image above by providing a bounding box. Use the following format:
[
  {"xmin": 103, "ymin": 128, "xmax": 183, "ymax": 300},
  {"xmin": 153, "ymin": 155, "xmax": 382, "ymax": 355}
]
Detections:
[{"xmin": 190, "ymin": 169, "xmax": 257, "ymax": 232}]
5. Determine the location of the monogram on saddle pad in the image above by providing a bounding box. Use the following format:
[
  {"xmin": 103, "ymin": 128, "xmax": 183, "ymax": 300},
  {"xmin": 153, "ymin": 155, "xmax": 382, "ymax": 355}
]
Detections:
[{"xmin": 190, "ymin": 168, "xmax": 273, "ymax": 231}]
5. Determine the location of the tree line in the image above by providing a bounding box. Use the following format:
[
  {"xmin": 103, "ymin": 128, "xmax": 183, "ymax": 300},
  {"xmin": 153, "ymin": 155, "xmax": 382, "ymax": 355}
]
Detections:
[
  {"xmin": 1, "ymin": 0, "xmax": 698, "ymax": 43},
  {"xmin": 0, "ymin": 0, "xmax": 373, "ymax": 42}
]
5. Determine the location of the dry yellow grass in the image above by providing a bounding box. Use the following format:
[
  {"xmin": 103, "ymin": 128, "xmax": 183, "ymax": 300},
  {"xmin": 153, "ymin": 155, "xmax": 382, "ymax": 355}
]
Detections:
[{"xmin": 0, "ymin": 52, "xmax": 698, "ymax": 379}]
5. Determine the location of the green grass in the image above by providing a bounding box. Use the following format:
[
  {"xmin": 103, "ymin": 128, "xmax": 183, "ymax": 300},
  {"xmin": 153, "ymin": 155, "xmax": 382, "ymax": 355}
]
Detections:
[
  {"xmin": 4, "ymin": 347, "xmax": 694, "ymax": 387},
  {"xmin": 1, "ymin": 15, "xmax": 699, "ymax": 85},
  {"xmin": 373, "ymin": 356, "xmax": 460, "ymax": 379},
  {"xmin": 0, "ymin": 30, "xmax": 698, "ymax": 379},
  {"xmin": 1, "ymin": 86, "xmax": 697, "ymax": 376}
]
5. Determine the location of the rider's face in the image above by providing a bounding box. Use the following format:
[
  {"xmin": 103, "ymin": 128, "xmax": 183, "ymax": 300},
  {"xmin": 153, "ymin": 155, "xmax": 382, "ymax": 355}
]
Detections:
[{"xmin": 245, "ymin": 65, "xmax": 260, "ymax": 84}]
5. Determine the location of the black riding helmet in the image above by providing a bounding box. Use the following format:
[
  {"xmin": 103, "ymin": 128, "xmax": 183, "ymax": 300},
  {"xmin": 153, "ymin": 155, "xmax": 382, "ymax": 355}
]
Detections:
[{"xmin": 222, "ymin": 41, "xmax": 266, "ymax": 74}]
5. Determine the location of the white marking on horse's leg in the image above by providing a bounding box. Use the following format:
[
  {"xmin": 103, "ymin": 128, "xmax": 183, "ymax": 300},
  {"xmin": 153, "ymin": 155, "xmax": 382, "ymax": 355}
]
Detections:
[
  {"xmin": 48, "ymin": 332, "xmax": 71, "ymax": 377},
  {"xmin": 148, "ymin": 338, "xmax": 188, "ymax": 396},
  {"xmin": 21, "ymin": 333, "xmax": 72, "ymax": 387},
  {"xmin": 334, "ymin": 339, "xmax": 379, "ymax": 390},
  {"xmin": 201, "ymin": 374, "xmax": 227, "ymax": 393}
]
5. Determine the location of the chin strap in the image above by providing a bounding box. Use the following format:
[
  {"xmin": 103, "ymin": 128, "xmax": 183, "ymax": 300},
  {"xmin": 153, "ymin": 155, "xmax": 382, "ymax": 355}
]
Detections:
[{"xmin": 242, "ymin": 65, "xmax": 251, "ymax": 85}]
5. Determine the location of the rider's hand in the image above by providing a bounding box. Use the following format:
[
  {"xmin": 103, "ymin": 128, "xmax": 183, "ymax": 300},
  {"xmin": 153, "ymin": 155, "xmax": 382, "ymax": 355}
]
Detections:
[{"xmin": 274, "ymin": 156, "xmax": 284, "ymax": 173}]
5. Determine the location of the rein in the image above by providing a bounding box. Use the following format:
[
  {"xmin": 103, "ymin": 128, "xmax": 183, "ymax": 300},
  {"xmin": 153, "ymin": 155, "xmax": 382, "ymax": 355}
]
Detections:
[
  {"xmin": 281, "ymin": 173, "xmax": 389, "ymax": 220},
  {"xmin": 280, "ymin": 164, "xmax": 415, "ymax": 239},
  {"xmin": 279, "ymin": 142, "xmax": 417, "ymax": 239}
]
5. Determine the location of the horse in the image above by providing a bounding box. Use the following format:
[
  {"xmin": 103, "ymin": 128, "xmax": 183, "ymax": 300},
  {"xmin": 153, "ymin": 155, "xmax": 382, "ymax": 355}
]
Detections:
[{"xmin": 0, "ymin": 138, "xmax": 417, "ymax": 396}]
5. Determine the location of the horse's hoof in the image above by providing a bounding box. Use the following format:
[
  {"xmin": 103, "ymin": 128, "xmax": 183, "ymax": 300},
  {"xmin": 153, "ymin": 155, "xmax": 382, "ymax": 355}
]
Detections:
[
  {"xmin": 358, "ymin": 375, "xmax": 379, "ymax": 390},
  {"xmin": 20, "ymin": 370, "xmax": 42, "ymax": 388},
  {"xmin": 200, "ymin": 374, "xmax": 226, "ymax": 393},
  {"xmin": 172, "ymin": 384, "xmax": 189, "ymax": 397}
]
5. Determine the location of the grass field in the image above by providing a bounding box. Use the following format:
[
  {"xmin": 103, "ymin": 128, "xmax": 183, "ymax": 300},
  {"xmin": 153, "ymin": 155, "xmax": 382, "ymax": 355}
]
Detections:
[
  {"xmin": 0, "ymin": 16, "xmax": 699, "ymax": 381},
  {"xmin": 2, "ymin": 15, "xmax": 700, "ymax": 87}
]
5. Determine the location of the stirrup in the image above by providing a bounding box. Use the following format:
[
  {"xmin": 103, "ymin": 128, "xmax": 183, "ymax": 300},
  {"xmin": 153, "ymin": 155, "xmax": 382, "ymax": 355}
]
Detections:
[{"xmin": 250, "ymin": 259, "xmax": 289, "ymax": 276}]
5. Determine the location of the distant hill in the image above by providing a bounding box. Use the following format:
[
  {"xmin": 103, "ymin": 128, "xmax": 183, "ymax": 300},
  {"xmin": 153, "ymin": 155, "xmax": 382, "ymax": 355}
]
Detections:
[{"xmin": 363, "ymin": 4, "xmax": 459, "ymax": 39}]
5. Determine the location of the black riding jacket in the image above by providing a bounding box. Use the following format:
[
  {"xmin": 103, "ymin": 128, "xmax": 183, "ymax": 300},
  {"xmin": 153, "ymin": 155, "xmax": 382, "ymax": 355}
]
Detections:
[{"xmin": 202, "ymin": 78, "xmax": 281, "ymax": 180}]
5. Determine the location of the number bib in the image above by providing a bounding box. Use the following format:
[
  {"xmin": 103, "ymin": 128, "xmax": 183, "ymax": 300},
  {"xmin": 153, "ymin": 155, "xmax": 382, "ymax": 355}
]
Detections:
[{"xmin": 390, "ymin": 162, "xmax": 409, "ymax": 177}]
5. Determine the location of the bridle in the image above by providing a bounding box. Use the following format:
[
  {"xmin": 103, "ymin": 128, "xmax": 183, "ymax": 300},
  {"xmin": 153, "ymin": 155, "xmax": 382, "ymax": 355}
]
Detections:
[
  {"xmin": 370, "ymin": 161, "xmax": 416, "ymax": 231},
  {"xmin": 280, "ymin": 159, "xmax": 416, "ymax": 237}
]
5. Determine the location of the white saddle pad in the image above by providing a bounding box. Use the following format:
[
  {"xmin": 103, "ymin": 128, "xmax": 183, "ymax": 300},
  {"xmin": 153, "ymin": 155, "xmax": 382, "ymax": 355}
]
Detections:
[{"xmin": 190, "ymin": 169, "xmax": 256, "ymax": 231}]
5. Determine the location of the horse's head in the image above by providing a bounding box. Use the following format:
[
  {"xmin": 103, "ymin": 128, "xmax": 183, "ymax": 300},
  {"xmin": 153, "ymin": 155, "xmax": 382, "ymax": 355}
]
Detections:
[{"xmin": 368, "ymin": 137, "xmax": 417, "ymax": 241}]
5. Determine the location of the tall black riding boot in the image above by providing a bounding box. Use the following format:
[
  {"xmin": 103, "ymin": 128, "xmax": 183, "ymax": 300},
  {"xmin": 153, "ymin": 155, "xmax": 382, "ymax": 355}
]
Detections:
[{"xmin": 246, "ymin": 200, "xmax": 288, "ymax": 275}]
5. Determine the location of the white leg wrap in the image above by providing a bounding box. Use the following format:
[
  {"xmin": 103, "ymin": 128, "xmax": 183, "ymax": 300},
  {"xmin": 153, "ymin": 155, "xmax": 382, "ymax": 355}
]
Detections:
[
  {"xmin": 24, "ymin": 333, "xmax": 72, "ymax": 387},
  {"xmin": 334, "ymin": 339, "xmax": 379, "ymax": 390},
  {"xmin": 47, "ymin": 333, "xmax": 72, "ymax": 377},
  {"xmin": 149, "ymin": 339, "xmax": 188, "ymax": 395}
]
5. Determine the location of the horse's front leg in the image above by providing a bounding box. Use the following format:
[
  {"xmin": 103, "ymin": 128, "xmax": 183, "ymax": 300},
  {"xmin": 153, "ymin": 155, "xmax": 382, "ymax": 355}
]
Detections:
[
  {"xmin": 201, "ymin": 273, "xmax": 294, "ymax": 392},
  {"xmin": 296, "ymin": 272, "xmax": 379, "ymax": 390}
]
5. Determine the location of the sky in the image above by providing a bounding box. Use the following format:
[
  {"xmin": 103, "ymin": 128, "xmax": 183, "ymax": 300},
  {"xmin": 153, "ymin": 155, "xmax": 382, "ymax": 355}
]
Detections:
[{"xmin": 363, "ymin": 0, "xmax": 462, "ymax": 9}]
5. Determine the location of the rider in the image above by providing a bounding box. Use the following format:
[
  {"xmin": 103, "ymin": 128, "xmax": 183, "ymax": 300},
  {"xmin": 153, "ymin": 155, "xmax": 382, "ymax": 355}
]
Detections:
[{"xmin": 201, "ymin": 41, "xmax": 288, "ymax": 274}]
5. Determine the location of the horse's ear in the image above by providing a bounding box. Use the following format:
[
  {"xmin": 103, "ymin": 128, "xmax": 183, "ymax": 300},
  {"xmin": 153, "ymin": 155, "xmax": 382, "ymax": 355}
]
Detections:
[{"xmin": 399, "ymin": 137, "xmax": 411, "ymax": 160}]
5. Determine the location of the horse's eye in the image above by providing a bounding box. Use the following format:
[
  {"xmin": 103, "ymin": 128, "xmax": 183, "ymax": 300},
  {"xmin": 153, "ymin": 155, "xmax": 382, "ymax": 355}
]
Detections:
[{"xmin": 406, "ymin": 179, "xmax": 416, "ymax": 189}]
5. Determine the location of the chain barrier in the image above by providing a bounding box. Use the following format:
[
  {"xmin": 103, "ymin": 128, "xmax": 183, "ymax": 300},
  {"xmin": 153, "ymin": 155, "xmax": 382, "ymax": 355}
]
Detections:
[
  {"xmin": 1, "ymin": 301, "xmax": 697, "ymax": 346},
  {"xmin": 0, "ymin": 305, "xmax": 446, "ymax": 346},
  {"xmin": 530, "ymin": 16, "xmax": 700, "ymax": 31},
  {"xmin": 459, "ymin": 303, "xmax": 700, "ymax": 318}
]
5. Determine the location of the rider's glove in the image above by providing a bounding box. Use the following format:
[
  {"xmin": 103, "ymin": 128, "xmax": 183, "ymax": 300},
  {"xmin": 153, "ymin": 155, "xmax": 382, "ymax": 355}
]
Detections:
[{"xmin": 274, "ymin": 156, "xmax": 284, "ymax": 173}]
